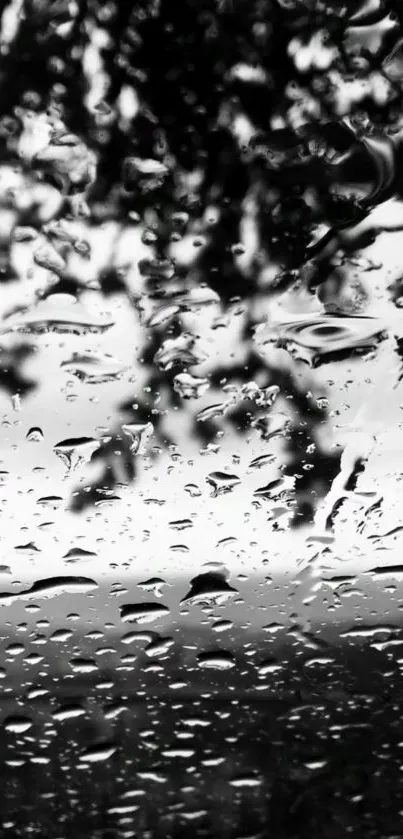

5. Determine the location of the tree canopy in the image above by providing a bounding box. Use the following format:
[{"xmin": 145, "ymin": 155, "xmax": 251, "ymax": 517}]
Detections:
[{"xmin": 0, "ymin": 0, "xmax": 401, "ymax": 521}]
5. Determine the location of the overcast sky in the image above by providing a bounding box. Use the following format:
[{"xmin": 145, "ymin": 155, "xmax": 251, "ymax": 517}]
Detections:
[{"xmin": 0, "ymin": 200, "xmax": 403, "ymax": 641}]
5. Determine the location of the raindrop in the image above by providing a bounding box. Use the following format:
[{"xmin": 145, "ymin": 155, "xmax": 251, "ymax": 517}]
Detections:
[
  {"xmin": 173, "ymin": 373, "xmax": 210, "ymax": 399},
  {"xmin": 61, "ymin": 351, "xmax": 128, "ymax": 383},
  {"xmin": 182, "ymin": 571, "xmax": 238, "ymax": 607},
  {"xmin": 120, "ymin": 602, "xmax": 170, "ymax": 624},
  {"xmin": 138, "ymin": 257, "xmax": 175, "ymax": 280},
  {"xmin": 63, "ymin": 547, "xmax": 97, "ymax": 563},
  {"xmin": 1, "ymin": 294, "xmax": 114, "ymax": 336},
  {"xmin": 266, "ymin": 314, "xmax": 386, "ymax": 366},
  {"xmin": 138, "ymin": 577, "xmax": 167, "ymax": 597},
  {"xmin": 0, "ymin": 576, "xmax": 97, "ymax": 604},
  {"xmin": 229, "ymin": 774, "xmax": 263, "ymax": 788},
  {"xmin": 121, "ymin": 630, "xmax": 154, "ymax": 645},
  {"xmin": 54, "ymin": 436, "xmax": 100, "ymax": 471},
  {"xmin": 253, "ymin": 478, "xmax": 285, "ymax": 498},
  {"xmin": 197, "ymin": 650, "xmax": 236, "ymax": 670},
  {"xmin": 52, "ymin": 705, "xmax": 86, "ymax": 721},
  {"xmin": 248, "ymin": 453, "xmax": 276, "ymax": 470},
  {"xmin": 4, "ymin": 716, "xmax": 33, "ymax": 733},
  {"xmin": 70, "ymin": 658, "xmax": 98, "ymax": 674},
  {"xmin": 169, "ymin": 519, "xmax": 193, "ymax": 530},
  {"xmin": 184, "ymin": 483, "xmax": 202, "ymax": 497},
  {"xmin": 122, "ymin": 422, "xmax": 153, "ymax": 454},
  {"xmin": 79, "ymin": 743, "xmax": 117, "ymax": 763},
  {"xmin": 26, "ymin": 426, "xmax": 43, "ymax": 442},
  {"xmin": 154, "ymin": 334, "xmax": 206, "ymax": 371},
  {"xmin": 49, "ymin": 629, "xmax": 73, "ymax": 643},
  {"xmin": 366, "ymin": 565, "xmax": 403, "ymax": 581},
  {"xmin": 147, "ymin": 304, "xmax": 180, "ymax": 328},
  {"xmin": 36, "ymin": 495, "xmax": 64, "ymax": 508},
  {"xmin": 212, "ymin": 619, "xmax": 233, "ymax": 633},
  {"xmin": 145, "ymin": 636, "xmax": 174, "ymax": 658},
  {"xmin": 206, "ymin": 471, "xmax": 241, "ymax": 495},
  {"xmin": 257, "ymin": 659, "xmax": 283, "ymax": 676}
]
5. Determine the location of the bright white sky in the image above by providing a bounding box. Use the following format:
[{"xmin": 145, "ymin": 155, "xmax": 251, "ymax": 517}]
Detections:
[{"xmin": 0, "ymin": 197, "xmax": 403, "ymax": 637}]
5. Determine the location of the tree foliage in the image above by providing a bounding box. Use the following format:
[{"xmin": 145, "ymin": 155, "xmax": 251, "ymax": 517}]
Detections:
[{"xmin": 0, "ymin": 0, "xmax": 401, "ymax": 520}]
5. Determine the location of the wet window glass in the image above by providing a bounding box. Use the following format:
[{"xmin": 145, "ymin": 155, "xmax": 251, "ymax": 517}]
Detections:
[{"xmin": 0, "ymin": 0, "xmax": 402, "ymax": 836}]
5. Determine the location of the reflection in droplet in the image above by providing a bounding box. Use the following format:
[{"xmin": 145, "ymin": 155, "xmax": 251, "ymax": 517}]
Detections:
[
  {"xmin": 0, "ymin": 576, "xmax": 97, "ymax": 604},
  {"xmin": 173, "ymin": 372, "xmax": 210, "ymax": 399},
  {"xmin": 206, "ymin": 471, "xmax": 241, "ymax": 495},
  {"xmin": 79, "ymin": 743, "xmax": 117, "ymax": 763},
  {"xmin": 52, "ymin": 704, "xmax": 86, "ymax": 721},
  {"xmin": 197, "ymin": 650, "xmax": 236, "ymax": 670},
  {"xmin": 61, "ymin": 351, "xmax": 127, "ymax": 383},
  {"xmin": 4, "ymin": 716, "xmax": 33, "ymax": 733},
  {"xmin": 266, "ymin": 314, "xmax": 386, "ymax": 365},
  {"xmin": 1, "ymin": 294, "xmax": 114, "ymax": 336},
  {"xmin": 138, "ymin": 577, "xmax": 167, "ymax": 597},
  {"xmin": 26, "ymin": 426, "xmax": 43, "ymax": 442},
  {"xmin": 63, "ymin": 547, "xmax": 97, "ymax": 563},
  {"xmin": 182, "ymin": 571, "xmax": 238, "ymax": 607},
  {"xmin": 120, "ymin": 603, "xmax": 170, "ymax": 624},
  {"xmin": 122, "ymin": 422, "xmax": 153, "ymax": 454},
  {"xmin": 54, "ymin": 436, "xmax": 100, "ymax": 471}
]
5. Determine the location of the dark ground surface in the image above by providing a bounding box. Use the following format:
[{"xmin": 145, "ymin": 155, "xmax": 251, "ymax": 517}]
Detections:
[{"xmin": 0, "ymin": 636, "xmax": 403, "ymax": 838}]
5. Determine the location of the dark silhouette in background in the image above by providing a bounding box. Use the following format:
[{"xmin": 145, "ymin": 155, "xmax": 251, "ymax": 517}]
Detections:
[{"xmin": 2, "ymin": 0, "xmax": 403, "ymax": 520}]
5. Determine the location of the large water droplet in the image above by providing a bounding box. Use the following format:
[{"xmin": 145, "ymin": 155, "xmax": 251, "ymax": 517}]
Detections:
[
  {"xmin": 4, "ymin": 716, "xmax": 33, "ymax": 734},
  {"xmin": 265, "ymin": 314, "xmax": 386, "ymax": 365},
  {"xmin": 79, "ymin": 743, "xmax": 117, "ymax": 763},
  {"xmin": 54, "ymin": 436, "xmax": 100, "ymax": 471},
  {"xmin": 197, "ymin": 650, "xmax": 236, "ymax": 670},
  {"xmin": 182, "ymin": 571, "xmax": 238, "ymax": 607},
  {"xmin": 206, "ymin": 471, "xmax": 241, "ymax": 496},
  {"xmin": 120, "ymin": 602, "xmax": 170, "ymax": 624},
  {"xmin": 61, "ymin": 351, "xmax": 127, "ymax": 383},
  {"xmin": 0, "ymin": 576, "xmax": 97, "ymax": 604},
  {"xmin": 1, "ymin": 294, "xmax": 114, "ymax": 336}
]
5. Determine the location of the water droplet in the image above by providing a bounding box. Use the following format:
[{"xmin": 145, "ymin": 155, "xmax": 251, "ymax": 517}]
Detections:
[
  {"xmin": 79, "ymin": 743, "xmax": 117, "ymax": 763},
  {"xmin": 0, "ymin": 576, "xmax": 97, "ymax": 604},
  {"xmin": 120, "ymin": 602, "xmax": 170, "ymax": 624},
  {"xmin": 154, "ymin": 334, "xmax": 206, "ymax": 371},
  {"xmin": 173, "ymin": 372, "xmax": 210, "ymax": 399},
  {"xmin": 26, "ymin": 426, "xmax": 43, "ymax": 442},
  {"xmin": 138, "ymin": 257, "xmax": 175, "ymax": 280},
  {"xmin": 145, "ymin": 636, "xmax": 174, "ymax": 658},
  {"xmin": 169, "ymin": 518, "xmax": 193, "ymax": 531},
  {"xmin": 52, "ymin": 704, "xmax": 86, "ymax": 721},
  {"xmin": 54, "ymin": 436, "xmax": 100, "ymax": 471},
  {"xmin": 197, "ymin": 650, "xmax": 236, "ymax": 670},
  {"xmin": 366, "ymin": 565, "xmax": 403, "ymax": 581},
  {"xmin": 61, "ymin": 351, "xmax": 127, "ymax": 383},
  {"xmin": 182, "ymin": 571, "xmax": 238, "ymax": 607},
  {"xmin": 229, "ymin": 774, "xmax": 263, "ymax": 788},
  {"xmin": 1, "ymin": 294, "xmax": 114, "ymax": 336},
  {"xmin": 206, "ymin": 471, "xmax": 241, "ymax": 495},
  {"xmin": 70, "ymin": 657, "xmax": 98, "ymax": 674},
  {"xmin": 212, "ymin": 619, "xmax": 233, "ymax": 633},
  {"xmin": 138, "ymin": 577, "xmax": 167, "ymax": 597},
  {"xmin": 50, "ymin": 629, "xmax": 73, "ymax": 642},
  {"xmin": 122, "ymin": 422, "xmax": 153, "ymax": 454},
  {"xmin": 265, "ymin": 314, "xmax": 386, "ymax": 365},
  {"xmin": 4, "ymin": 716, "xmax": 33, "ymax": 733},
  {"xmin": 63, "ymin": 546, "xmax": 97, "ymax": 563},
  {"xmin": 257, "ymin": 659, "xmax": 283, "ymax": 676}
]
